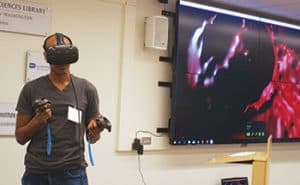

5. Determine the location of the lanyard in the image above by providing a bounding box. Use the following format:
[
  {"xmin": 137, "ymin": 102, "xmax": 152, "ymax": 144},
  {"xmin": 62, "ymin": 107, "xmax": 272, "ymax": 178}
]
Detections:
[
  {"xmin": 47, "ymin": 125, "xmax": 52, "ymax": 156},
  {"xmin": 46, "ymin": 122, "xmax": 94, "ymax": 165},
  {"xmin": 88, "ymin": 140, "xmax": 95, "ymax": 166}
]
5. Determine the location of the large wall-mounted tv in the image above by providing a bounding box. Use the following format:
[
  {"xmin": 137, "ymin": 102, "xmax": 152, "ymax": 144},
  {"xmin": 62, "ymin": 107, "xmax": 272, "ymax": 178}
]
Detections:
[{"xmin": 170, "ymin": 0, "xmax": 300, "ymax": 145}]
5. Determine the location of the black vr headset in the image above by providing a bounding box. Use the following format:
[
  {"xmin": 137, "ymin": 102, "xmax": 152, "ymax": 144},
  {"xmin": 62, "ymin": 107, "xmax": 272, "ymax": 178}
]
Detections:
[{"xmin": 43, "ymin": 33, "xmax": 79, "ymax": 65}]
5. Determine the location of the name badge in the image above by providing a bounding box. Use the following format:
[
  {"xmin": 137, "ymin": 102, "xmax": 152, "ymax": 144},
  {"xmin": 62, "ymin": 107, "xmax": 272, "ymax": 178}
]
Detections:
[{"xmin": 68, "ymin": 106, "xmax": 82, "ymax": 124}]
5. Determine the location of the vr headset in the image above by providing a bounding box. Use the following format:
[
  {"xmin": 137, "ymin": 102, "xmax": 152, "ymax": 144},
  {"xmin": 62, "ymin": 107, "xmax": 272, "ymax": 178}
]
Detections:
[{"xmin": 43, "ymin": 33, "xmax": 79, "ymax": 65}]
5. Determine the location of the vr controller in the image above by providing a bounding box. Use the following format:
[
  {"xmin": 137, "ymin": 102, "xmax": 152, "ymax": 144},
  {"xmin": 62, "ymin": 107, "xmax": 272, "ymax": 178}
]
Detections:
[
  {"xmin": 32, "ymin": 98, "xmax": 51, "ymax": 113},
  {"xmin": 95, "ymin": 115, "xmax": 112, "ymax": 132},
  {"xmin": 32, "ymin": 98, "xmax": 111, "ymax": 132}
]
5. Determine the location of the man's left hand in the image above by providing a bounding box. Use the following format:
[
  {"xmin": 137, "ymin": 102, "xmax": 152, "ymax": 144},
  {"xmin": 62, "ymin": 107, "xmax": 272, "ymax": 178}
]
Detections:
[{"xmin": 87, "ymin": 119, "xmax": 102, "ymax": 144}]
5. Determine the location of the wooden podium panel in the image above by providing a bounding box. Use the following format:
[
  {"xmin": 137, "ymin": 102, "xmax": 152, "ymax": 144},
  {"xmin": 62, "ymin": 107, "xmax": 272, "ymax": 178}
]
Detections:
[{"xmin": 207, "ymin": 135, "xmax": 272, "ymax": 185}]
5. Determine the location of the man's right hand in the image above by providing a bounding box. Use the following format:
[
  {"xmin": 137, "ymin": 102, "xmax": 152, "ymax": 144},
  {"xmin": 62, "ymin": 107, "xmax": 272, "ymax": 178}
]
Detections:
[
  {"xmin": 15, "ymin": 103, "xmax": 52, "ymax": 145},
  {"xmin": 34, "ymin": 103, "xmax": 52, "ymax": 125}
]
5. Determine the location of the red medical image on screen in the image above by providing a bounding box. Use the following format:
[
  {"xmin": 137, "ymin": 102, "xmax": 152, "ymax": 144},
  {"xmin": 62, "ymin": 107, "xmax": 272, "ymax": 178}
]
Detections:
[{"xmin": 244, "ymin": 27, "xmax": 300, "ymax": 138}]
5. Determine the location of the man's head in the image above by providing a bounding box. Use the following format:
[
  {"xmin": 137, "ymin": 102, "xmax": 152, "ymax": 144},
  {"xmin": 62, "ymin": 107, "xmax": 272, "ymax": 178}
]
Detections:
[{"xmin": 43, "ymin": 33, "xmax": 79, "ymax": 65}]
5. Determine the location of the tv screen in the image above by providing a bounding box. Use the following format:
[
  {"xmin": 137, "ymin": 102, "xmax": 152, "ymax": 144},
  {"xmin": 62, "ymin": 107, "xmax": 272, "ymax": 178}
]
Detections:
[{"xmin": 170, "ymin": 0, "xmax": 300, "ymax": 145}]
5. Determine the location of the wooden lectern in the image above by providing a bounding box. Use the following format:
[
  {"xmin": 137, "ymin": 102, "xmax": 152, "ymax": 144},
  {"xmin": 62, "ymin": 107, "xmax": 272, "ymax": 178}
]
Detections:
[{"xmin": 207, "ymin": 135, "xmax": 272, "ymax": 185}]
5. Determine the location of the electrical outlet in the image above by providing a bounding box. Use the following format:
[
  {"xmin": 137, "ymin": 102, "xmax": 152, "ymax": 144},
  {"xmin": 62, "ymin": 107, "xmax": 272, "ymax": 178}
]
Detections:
[
  {"xmin": 132, "ymin": 138, "xmax": 143, "ymax": 155},
  {"xmin": 141, "ymin": 137, "xmax": 151, "ymax": 145}
]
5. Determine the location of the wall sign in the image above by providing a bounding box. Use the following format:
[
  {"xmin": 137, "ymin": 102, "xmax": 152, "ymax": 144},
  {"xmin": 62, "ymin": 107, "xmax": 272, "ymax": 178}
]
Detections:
[
  {"xmin": 0, "ymin": 0, "xmax": 51, "ymax": 36},
  {"xmin": 0, "ymin": 103, "xmax": 16, "ymax": 136}
]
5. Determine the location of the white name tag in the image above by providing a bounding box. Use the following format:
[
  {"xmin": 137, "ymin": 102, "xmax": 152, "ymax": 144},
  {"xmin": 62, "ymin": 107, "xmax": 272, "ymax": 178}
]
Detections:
[{"xmin": 68, "ymin": 106, "xmax": 82, "ymax": 124}]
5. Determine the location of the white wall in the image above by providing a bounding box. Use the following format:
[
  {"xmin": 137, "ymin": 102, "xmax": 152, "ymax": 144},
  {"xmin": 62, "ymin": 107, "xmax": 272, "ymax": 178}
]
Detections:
[{"xmin": 0, "ymin": 0, "xmax": 300, "ymax": 185}]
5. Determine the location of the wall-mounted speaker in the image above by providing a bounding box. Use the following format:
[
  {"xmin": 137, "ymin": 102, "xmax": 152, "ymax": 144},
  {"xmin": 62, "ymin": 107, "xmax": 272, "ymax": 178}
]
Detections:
[{"xmin": 144, "ymin": 15, "xmax": 169, "ymax": 50}]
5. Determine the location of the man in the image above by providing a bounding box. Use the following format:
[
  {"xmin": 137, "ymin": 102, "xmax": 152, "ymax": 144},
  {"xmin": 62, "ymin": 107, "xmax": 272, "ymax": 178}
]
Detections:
[{"xmin": 15, "ymin": 33, "xmax": 103, "ymax": 185}]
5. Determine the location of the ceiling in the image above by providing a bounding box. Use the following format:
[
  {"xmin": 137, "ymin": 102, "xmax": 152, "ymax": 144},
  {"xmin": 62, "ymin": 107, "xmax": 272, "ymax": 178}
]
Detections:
[{"xmin": 202, "ymin": 0, "xmax": 300, "ymax": 25}]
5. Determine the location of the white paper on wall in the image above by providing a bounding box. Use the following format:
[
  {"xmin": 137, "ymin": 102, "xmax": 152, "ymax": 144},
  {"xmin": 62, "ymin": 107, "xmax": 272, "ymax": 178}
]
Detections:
[{"xmin": 25, "ymin": 51, "xmax": 49, "ymax": 82}]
